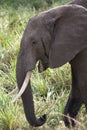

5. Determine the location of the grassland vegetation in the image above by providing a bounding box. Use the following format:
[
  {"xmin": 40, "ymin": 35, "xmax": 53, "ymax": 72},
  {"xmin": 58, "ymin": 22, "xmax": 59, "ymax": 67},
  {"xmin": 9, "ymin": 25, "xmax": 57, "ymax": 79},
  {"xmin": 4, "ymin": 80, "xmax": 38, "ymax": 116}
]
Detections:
[{"xmin": 0, "ymin": 0, "xmax": 87, "ymax": 129}]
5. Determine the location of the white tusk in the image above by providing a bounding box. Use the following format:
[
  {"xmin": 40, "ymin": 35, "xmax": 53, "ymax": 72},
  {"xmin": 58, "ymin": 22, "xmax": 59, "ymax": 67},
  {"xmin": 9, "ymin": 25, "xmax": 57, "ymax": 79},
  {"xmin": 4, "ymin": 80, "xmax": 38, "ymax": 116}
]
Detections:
[
  {"xmin": 7, "ymin": 86, "xmax": 18, "ymax": 96},
  {"xmin": 12, "ymin": 71, "xmax": 31, "ymax": 103}
]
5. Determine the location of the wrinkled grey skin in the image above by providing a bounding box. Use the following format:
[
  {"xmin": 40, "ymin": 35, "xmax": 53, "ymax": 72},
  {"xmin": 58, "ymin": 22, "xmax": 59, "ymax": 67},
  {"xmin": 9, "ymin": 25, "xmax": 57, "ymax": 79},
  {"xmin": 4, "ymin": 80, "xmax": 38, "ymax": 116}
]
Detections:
[{"xmin": 16, "ymin": 3, "xmax": 87, "ymax": 128}]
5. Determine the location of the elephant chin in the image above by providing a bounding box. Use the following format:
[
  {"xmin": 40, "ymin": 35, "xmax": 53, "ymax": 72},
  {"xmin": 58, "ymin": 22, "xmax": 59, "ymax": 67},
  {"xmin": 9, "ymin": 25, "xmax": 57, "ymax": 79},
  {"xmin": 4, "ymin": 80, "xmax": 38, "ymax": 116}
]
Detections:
[{"xmin": 38, "ymin": 60, "xmax": 48, "ymax": 73}]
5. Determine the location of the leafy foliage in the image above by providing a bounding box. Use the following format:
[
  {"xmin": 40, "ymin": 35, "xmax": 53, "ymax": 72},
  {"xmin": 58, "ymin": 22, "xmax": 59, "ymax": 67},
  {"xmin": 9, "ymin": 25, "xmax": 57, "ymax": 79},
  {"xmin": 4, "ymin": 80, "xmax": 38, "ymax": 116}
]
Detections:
[{"xmin": 0, "ymin": 0, "xmax": 70, "ymax": 10}]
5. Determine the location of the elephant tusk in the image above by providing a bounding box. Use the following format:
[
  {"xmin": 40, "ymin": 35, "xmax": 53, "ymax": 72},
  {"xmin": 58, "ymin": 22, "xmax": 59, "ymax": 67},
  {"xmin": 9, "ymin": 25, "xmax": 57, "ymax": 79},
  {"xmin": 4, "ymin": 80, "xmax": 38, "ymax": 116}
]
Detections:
[{"xmin": 12, "ymin": 71, "xmax": 31, "ymax": 103}]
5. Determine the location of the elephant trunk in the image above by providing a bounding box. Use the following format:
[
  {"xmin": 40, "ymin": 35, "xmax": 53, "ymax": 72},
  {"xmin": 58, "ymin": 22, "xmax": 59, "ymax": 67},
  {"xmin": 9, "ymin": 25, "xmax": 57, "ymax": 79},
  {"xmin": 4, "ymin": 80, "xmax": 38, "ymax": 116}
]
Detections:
[
  {"xmin": 16, "ymin": 58, "xmax": 46, "ymax": 127},
  {"xmin": 21, "ymin": 81, "xmax": 46, "ymax": 127}
]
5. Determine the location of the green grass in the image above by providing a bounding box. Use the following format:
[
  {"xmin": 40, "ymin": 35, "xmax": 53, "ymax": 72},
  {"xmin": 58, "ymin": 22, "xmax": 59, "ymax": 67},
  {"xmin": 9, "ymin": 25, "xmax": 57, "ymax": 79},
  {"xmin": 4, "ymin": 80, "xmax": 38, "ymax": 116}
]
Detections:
[{"xmin": 0, "ymin": 0, "xmax": 87, "ymax": 129}]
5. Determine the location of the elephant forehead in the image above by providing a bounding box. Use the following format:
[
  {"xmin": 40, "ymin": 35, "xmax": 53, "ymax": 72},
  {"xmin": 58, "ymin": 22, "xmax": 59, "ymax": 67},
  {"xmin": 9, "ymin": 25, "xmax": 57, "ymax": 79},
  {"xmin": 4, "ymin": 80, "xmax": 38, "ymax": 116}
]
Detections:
[
  {"xmin": 26, "ymin": 22, "xmax": 44, "ymax": 37},
  {"xmin": 29, "ymin": 16, "xmax": 43, "ymax": 29},
  {"xmin": 28, "ymin": 30, "xmax": 43, "ymax": 41}
]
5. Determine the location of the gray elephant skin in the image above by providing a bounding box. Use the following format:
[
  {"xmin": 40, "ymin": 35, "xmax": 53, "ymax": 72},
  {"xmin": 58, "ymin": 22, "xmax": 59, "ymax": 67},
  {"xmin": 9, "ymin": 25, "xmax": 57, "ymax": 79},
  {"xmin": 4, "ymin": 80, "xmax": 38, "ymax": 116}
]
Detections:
[{"xmin": 16, "ymin": 0, "xmax": 87, "ymax": 128}]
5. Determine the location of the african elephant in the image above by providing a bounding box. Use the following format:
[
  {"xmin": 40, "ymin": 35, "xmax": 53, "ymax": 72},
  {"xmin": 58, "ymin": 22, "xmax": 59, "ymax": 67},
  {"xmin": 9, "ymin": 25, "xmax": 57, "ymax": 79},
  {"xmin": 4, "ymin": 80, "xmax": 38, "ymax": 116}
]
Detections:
[{"xmin": 14, "ymin": 4, "xmax": 87, "ymax": 128}]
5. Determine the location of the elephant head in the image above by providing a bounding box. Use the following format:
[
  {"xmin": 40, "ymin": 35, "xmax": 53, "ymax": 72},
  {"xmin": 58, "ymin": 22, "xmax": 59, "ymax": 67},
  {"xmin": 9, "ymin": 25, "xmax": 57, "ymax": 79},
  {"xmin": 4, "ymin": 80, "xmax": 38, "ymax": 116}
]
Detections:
[{"xmin": 14, "ymin": 5, "xmax": 87, "ymax": 127}]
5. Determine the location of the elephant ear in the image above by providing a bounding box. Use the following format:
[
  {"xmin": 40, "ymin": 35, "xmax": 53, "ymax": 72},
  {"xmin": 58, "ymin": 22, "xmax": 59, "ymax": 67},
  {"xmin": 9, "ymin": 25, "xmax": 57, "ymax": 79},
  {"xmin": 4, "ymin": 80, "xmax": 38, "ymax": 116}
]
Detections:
[{"xmin": 47, "ymin": 5, "xmax": 87, "ymax": 68}]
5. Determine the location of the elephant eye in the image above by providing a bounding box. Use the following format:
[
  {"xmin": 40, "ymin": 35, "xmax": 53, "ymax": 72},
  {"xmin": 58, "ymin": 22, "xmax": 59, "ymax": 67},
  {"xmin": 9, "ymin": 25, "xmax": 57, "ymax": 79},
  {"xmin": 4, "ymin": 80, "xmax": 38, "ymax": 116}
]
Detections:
[{"xmin": 32, "ymin": 41, "xmax": 36, "ymax": 44}]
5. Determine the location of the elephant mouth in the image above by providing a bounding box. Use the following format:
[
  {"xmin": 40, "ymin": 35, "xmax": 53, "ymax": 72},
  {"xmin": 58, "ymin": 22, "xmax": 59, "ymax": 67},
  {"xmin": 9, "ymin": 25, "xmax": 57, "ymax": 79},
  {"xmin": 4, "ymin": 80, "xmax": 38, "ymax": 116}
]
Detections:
[{"xmin": 38, "ymin": 60, "xmax": 49, "ymax": 73}]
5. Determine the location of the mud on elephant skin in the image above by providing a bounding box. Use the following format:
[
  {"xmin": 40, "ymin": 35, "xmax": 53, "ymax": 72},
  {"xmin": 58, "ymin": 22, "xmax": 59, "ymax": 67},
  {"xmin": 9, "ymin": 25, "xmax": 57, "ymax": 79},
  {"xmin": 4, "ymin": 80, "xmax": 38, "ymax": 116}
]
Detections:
[{"xmin": 14, "ymin": 2, "xmax": 87, "ymax": 128}]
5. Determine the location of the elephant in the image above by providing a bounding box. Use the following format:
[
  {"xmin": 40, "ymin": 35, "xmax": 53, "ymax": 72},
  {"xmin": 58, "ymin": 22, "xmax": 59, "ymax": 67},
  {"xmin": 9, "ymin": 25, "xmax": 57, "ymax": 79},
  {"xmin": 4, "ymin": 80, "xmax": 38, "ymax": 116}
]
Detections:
[{"xmin": 14, "ymin": 4, "xmax": 87, "ymax": 128}]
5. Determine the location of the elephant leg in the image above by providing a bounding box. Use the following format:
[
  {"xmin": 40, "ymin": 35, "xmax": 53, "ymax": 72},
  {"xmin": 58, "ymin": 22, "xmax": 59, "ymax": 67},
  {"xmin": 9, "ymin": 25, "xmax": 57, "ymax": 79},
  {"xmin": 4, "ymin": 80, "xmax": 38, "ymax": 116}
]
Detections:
[
  {"xmin": 64, "ymin": 93, "xmax": 82, "ymax": 127},
  {"xmin": 78, "ymin": 84, "xmax": 87, "ymax": 113},
  {"xmin": 64, "ymin": 66, "xmax": 83, "ymax": 127}
]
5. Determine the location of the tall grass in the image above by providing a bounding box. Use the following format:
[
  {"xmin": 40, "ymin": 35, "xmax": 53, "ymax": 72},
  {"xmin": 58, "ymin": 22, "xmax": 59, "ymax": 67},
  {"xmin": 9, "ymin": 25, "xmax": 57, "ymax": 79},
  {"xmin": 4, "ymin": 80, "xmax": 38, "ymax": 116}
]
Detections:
[
  {"xmin": 0, "ymin": 0, "xmax": 87, "ymax": 129},
  {"xmin": 0, "ymin": 89, "xmax": 27, "ymax": 130}
]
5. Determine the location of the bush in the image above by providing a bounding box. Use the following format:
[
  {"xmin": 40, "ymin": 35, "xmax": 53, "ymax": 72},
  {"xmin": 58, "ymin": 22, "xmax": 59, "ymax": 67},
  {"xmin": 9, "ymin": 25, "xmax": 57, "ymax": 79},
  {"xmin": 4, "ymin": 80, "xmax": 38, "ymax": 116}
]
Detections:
[{"xmin": 0, "ymin": 0, "xmax": 70, "ymax": 10}]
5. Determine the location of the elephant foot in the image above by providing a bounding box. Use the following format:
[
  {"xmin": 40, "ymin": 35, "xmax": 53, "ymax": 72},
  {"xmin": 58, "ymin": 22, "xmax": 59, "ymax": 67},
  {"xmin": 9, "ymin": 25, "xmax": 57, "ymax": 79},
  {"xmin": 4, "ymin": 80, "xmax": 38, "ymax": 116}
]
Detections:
[{"xmin": 64, "ymin": 114, "xmax": 76, "ymax": 128}]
